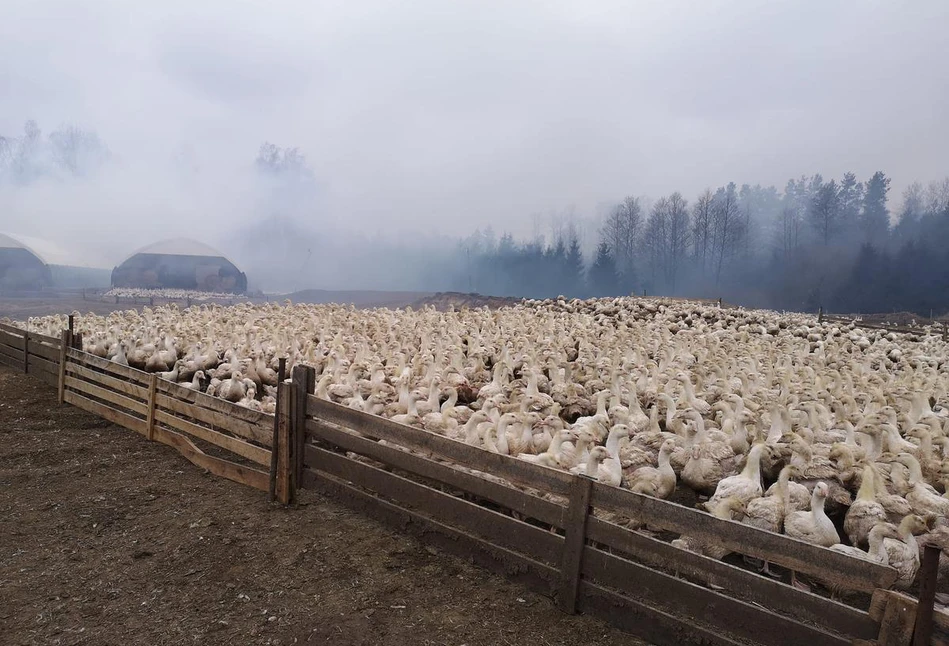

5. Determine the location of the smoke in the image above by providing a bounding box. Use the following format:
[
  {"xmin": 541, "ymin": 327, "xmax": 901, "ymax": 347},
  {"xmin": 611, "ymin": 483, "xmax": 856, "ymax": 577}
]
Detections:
[{"xmin": 1, "ymin": 1, "xmax": 948, "ymax": 294}]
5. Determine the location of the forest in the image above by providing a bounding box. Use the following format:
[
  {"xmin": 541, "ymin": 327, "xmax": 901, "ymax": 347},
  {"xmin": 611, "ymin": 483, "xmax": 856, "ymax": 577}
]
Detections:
[
  {"xmin": 2, "ymin": 119, "xmax": 949, "ymax": 316},
  {"xmin": 443, "ymin": 173, "xmax": 949, "ymax": 316}
]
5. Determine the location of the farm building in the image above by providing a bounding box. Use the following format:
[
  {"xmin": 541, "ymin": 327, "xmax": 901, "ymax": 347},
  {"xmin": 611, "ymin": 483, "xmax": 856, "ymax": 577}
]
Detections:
[
  {"xmin": 0, "ymin": 232, "xmax": 53, "ymax": 290},
  {"xmin": 111, "ymin": 238, "xmax": 247, "ymax": 294}
]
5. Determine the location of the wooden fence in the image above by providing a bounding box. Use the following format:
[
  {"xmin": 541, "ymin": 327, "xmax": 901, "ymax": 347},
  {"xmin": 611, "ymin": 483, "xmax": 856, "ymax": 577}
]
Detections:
[{"xmin": 1, "ymin": 322, "xmax": 947, "ymax": 646}]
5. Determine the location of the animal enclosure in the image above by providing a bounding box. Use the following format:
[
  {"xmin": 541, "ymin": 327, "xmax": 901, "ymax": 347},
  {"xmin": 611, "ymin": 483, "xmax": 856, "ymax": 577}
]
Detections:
[{"xmin": 0, "ymin": 320, "xmax": 946, "ymax": 646}]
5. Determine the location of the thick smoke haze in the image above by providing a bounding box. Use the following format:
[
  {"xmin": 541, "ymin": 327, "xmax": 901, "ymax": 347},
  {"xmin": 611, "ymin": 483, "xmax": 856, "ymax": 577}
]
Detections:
[{"xmin": 2, "ymin": 1, "xmax": 949, "ymax": 299}]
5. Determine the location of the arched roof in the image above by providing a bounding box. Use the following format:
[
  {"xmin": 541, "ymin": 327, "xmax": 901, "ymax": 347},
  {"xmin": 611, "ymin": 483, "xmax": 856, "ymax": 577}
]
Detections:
[
  {"xmin": 119, "ymin": 237, "xmax": 236, "ymax": 265},
  {"xmin": 0, "ymin": 232, "xmax": 48, "ymax": 264}
]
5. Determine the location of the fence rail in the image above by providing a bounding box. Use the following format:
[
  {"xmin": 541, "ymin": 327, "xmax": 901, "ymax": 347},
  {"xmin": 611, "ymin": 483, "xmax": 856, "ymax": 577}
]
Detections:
[{"xmin": 1, "ymin": 323, "xmax": 946, "ymax": 646}]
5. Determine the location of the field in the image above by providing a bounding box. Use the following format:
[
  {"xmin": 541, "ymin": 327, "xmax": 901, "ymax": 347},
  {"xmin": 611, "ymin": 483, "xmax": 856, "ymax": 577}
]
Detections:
[{"xmin": 0, "ymin": 364, "xmax": 646, "ymax": 646}]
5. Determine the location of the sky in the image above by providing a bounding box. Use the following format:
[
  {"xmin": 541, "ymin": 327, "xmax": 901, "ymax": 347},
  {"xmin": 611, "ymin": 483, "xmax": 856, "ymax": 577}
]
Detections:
[{"xmin": 1, "ymin": 0, "xmax": 948, "ymax": 269}]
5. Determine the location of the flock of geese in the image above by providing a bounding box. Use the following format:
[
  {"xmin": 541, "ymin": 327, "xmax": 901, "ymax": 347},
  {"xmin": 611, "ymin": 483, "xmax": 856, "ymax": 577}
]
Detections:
[
  {"xmin": 19, "ymin": 296, "xmax": 949, "ymax": 595},
  {"xmin": 104, "ymin": 288, "xmax": 238, "ymax": 302}
]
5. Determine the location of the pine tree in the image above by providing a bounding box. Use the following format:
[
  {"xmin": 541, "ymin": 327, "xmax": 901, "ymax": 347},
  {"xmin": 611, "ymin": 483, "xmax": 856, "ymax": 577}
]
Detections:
[
  {"xmin": 588, "ymin": 242, "xmax": 619, "ymax": 296},
  {"xmin": 861, "ymin": 171, "xmax": 890, "ymax": 246},
  {"xmin": 564, "ymin": 232, "xmax": 585, "ymax": 297},
  {"xmin": 836, "ymin": 172, "xmax": 864, "ymax": 240}
]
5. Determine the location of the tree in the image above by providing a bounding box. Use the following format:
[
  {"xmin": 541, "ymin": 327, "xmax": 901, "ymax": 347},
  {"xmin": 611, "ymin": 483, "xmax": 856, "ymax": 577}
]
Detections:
[
  {"xmin": 599, "ymin": 196, "xmax": 641, "ymax": 293},
  {"xmin": 666, "ymin": 192, "xmax": 690, "ymax": 292},
  {"xmin": 692, "ymin": 189, "xmax": 714, "ymax": 273},
  {"xmin": 641, "ymin": 197, "xmax": 668, "ymax": 293},
  {"xmin": 836, "ymin": 172, "xmax": 864, "ymax": 238},
  {"xmin": 713, "ymin": 182, "xmax": 742, "ymax": 283},
  {"xmin": 860, "ymin": 171, "xmax": 890, "ymax": 245},
  {"xmin": 588, "ymin": 242, "xmax": 620, "ymax": 296},
  {"xmin": 809, "ymin": 179, "xmax": 840, "ymax": 245},
  {"xmin": 48, "ymin": 124, "xmax": 108, "ymax": 176},
  {"xmin": 924, "ymin": 178, "xmax": 949, "ymax": 216},
  {"xmin": 894, "ymin": 182, "xmax": 925, "ymax": 242},
  {"xmin": 564, "ymin": 228, "xmax": 585, "ymax": 296},
  {"xmin": 774, "ymin": 206, "xmax": 803, "ymax": 259}
]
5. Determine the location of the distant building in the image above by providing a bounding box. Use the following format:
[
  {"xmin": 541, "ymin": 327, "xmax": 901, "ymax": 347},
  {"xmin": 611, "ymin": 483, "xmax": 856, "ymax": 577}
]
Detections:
[
  {"xmin": 111, "ymin": 238, "xmax": 247, "ymax": 294},
  {"xmin": 0, "ymin": 232, "xmax": 53, "ymax": 290}
]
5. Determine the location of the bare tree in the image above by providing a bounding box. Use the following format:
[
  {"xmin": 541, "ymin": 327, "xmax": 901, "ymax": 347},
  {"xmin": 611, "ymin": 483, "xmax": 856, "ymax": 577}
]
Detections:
[
  {"xmin": 775, "ymin": 206, "xmax": 803, "ymax": 259},
  {"xmin": 49, "ymin": 124, "xmax": 108, "ymax": 176},
  {"xmin": 713, "ymin": 182, "xmax": 743, "ymax": 283},
  {"xmin": 599, "ymin": 195, "xmax": 642, "ymax": 291},
  {"xmin": 925, "ymin": 177, "xmax": 949, "ymax": 216},
  {"xmin": 692, "ymin": 188, "xmax": 714, "ymax": 272},
  {"xmin": 641, "ymin": 197, "xmax": 669, "ymax": 290},
  {"xmin": 666, "ymin": 192, "xmax": 690, "ymax": 292},
  {"xmin": 809, "ymin": 179, "xmax": 841, "ymax": 246}
]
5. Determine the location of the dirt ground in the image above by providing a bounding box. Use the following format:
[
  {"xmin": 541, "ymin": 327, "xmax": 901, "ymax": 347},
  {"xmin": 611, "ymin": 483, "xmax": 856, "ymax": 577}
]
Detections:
[{"xmin": 0, "ymin": 365, "xmax": 646, "ymax": 646}]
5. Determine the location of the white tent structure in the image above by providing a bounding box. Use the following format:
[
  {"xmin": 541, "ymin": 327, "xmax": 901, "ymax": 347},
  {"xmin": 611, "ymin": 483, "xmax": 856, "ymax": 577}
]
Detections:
[
  {"xmin": 111, "ymin": 237, "xmax": 247, "ymax": 293},
  {"xmin": 0, "ymin": 232, "xmax": 52, "ymax": 289}
]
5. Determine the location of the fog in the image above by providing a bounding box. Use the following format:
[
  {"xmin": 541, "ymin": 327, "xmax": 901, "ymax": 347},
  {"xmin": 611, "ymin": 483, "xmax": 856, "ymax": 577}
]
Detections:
[{"xmin": 2, "ymin": 1, "xmax": 949, "ymax": 308}]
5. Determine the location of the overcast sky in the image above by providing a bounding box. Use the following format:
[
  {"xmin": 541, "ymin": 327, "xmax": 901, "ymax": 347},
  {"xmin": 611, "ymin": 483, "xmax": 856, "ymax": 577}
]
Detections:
[{"xmin": 2, "ymin": 0, "xmax": 948, "ymax": 265}]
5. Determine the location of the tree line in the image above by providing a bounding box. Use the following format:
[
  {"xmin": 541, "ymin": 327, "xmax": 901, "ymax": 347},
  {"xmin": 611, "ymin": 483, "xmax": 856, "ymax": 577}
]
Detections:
[
  {"xmin": 0, "ymin": 120, "xmax": 109, "ymax": 184},
  {"xmin": 442, "ymin": 172, "xmax": 949, "ymax": 316}
]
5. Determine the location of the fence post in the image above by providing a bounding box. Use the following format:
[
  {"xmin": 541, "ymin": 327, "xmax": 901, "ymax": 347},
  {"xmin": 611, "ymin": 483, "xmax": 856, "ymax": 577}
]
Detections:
[
  {"xmin": 269, "ymin": 358, "xmax": 287, "ymax": 502},
  {"xmin": 58, "ymin": 329, "xmax": 70, "ymax": 404},
  {"xmin": 23, "ymin": 330, "xmax": 30, "ymax": 374},
  {"xmin": 913, "ymin": 545, "xmax": 941, "ymax": 646},
  {"xmin": 145, "ymin": 374, "xmax": 158, "ymax": 442},
  {"xmin": 559, "ymin": 474, "xmax": 594, "ymax": 614},
  {"xmin": 275, "ymin": 381, "xmax": 293, "ymax": 504},
  {"xmin": 290, "ymin": 364, "xmax": 316, "ymax": 498}
]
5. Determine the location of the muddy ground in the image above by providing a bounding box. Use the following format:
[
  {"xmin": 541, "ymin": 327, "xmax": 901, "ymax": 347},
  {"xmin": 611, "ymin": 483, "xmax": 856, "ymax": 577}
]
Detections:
[{"xmin": 0, "ymin": 365, "xmax": 646, "ymax": 646}]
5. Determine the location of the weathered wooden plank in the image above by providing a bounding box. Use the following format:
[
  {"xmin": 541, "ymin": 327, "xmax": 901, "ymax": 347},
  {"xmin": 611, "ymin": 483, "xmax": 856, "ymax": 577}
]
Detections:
[
  {"xmin": 577, "ymin": 582, "xmax": 744, "ymax": 646},
  {"xmin": 153, "ymin": 410, "xmax": 271, "ymax": 466},
  {"xmin": 158, "ymin": 378, "xmax": 273, "ymax": 427},
  {"xmin": 307, "ymin": 396, "xmax": 573, "ymax": 496},
  {"xmin": 306, "ymin": 418, "xmax": 565, "ymax": 527},
  {"xmin": 276, "ymin": 381, "xmax": 292, "ymax": 504},
  {"xmin": 30, "ymin": 369, "xmax": 59, "ymax": 387},
  {"xmin": 28, "ymin": 353, "xmax": 58, "ymax": 377},
  {"xmin": 0, "ymin": 342, "xmax": 23, "ymax": 363},
  {"xmin": 915, "ymin": 545, "xmax": 941, "ymax": 646},
  {"xmin": 584, "ymin": 515, "xmax": 877, "ymax": 640},
  {"xmin": 590, "ymin": 482, "xmax": 897, "ymax": 592},
  {"xmin": 151, "ymin": 424, "xmax": 269, "ymax": 491},
  {"xmin": 877, "ymin": 591, "xmax": 916, "ymax": 646},
  {"xmin": 64, "ymin": 375, "xmax": 149, "ymax": 416},
  {"xmin": 155, "ymin": 392, "xmax": 272, "ymax": 447},
  {"xmin": 0, "ymin": 352, "xmax": 20, "ymax": 370},
  {"xmin": 66, "ymin": 348, "xmax": 151, "ymax": 384},
  {"xmin": 581, "ymin": 546, "xmax": 850, "ymax": 646},
  {"xmin": 27, "ymin": 339, "xmax": 60, "ymax": 361},
  {"xmin": 58, "ymin": 330, "xmax": 69, "ymax": 404},
  {"xmin": 291, "ymin": 365, "xmax": 316, "ymax": 491},
  {"xmin": 66, "ymin": 363, "xmax": 150, "ymax": 400},
  {"xmin": 64, "ymin": 390, "xmax": 147, "ymax": 435},
  {"xmin": 0, "ymin": 323, "xmax": 27, "ymax": 337},
  {"xmin": 559, "ymin": 475, "xmax": 592, "ymax": 614},
  {"xmin": 305, "ymin": 444, "xmax": 565, "ymax": 566},
  {"xmin": 935, "ymin": 607, "xmax": 949, "ymax": 646},
  {"xmin": 301, "ymin": 468, "xmax": 559, "ymax": 598},
  {"xmin": 145, "ymin": 375, "xmax": 158, "ymax": 441},
  {"xmin": 20, "ymin": 329, "xmax": 61, "ymax": 344}
]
